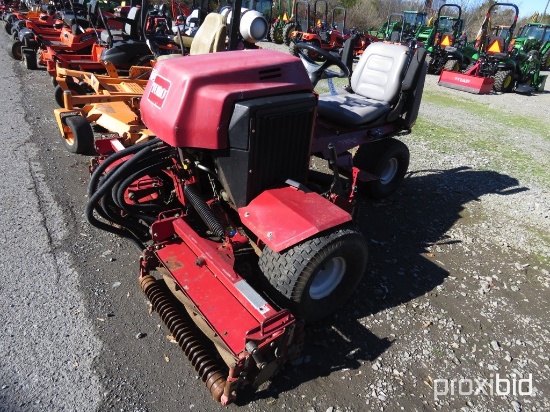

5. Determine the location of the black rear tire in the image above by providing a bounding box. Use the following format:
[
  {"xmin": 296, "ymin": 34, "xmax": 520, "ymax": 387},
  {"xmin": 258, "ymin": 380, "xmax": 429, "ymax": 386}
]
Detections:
[
  {"xmin": 132, "ymin": 54, "xmax": 155, "ymax": 67},
  {"xmin": 542, "ymin": 49, "xmax": 550, "ymax": 70},
  {"xmin": 23, "ymin": 49, "xmax": 37, "ymax": 70},
  {"xmin": 258, "ymin": 225, "xmax": 368, "ymax": 322},
  {"xmin": 270, "ymin": 24, "xmax": 283, "ymax": 44},
  {"xmin": 353, "ymin": 138, "xmax": 410, "ymax": 199},
  {"xmin": 63, "ymin": 115, "xmax": 95, "ymax": 154},
  {"xmin": 282, "ymin": 23, "xmax": 295, "ymax": 46}
]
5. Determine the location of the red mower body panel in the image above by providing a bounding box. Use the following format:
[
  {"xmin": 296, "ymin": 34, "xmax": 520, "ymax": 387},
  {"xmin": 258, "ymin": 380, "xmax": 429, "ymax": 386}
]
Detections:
[
  {"xmin": 140, "ymin": 50, "xmax": 313, "ymax": 149},
  {"xmin": 238, "ymin": 186, "xmax": 352, "ymax": 252}
]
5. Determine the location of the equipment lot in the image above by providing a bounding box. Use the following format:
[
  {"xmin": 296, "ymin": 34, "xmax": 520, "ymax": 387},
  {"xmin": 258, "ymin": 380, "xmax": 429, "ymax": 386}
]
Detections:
[{"xmin": 1, "ymin": 32, "xmax": 549, "ymax": 411}]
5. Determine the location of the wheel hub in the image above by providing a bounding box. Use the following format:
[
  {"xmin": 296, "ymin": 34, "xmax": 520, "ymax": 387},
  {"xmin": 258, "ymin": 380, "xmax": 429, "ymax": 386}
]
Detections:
[
  {"xmin": 380, "ymin": 158, "xmax": 398, "ymax": 185},
  {"xmin": 309, "ymin": 256, "xmax": 346, "ymax": 299}
]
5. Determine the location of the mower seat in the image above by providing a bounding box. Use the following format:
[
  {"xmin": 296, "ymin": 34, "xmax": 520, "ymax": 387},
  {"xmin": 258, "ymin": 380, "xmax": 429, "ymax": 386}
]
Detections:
[
  {"xmin": 157, "ymin": 13, "xmax": 227, "ymax": 61},
  {"xmin": 317, "ymin": 42, "xmax": 411, "ymax": 126},
  {"xmin": 100, "ymin": 6, "xmax": 141, "ymax": 43},
  {"xmin": 189, "ymin": 13, "xmax": 227, "ymax": 55}
]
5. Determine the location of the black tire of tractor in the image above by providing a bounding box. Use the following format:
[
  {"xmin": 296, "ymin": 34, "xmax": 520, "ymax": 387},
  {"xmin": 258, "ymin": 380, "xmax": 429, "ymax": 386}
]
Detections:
[
  {"xmin": 52, "ymin": 77, "xmax": 58, "ymax": 87},
  {"xmin": 54, "ymin": 85, "xmax": 67, "ymax": 108},
  {"xmin": 5, "ymin": 22, "xmax": 12, "ymax": 35},
  {"xmin": 282, "ymin": 23, "xmax": 295, "ymax": 46},
  {"xmin": 22, "ymin": 49, "xmax": 37, "ymax": 70},
  {"xmin": 289, "ymin": 41, "xmax": 298, "ymax": 57},
  {"xmin": 132, "ymin": 54, "xmax": 155, "ymax": 67},
  {"xmin": 353, "ymin": 138, "xmax": 410, "ymax": 200},
  {"xmin": 12, "ymin": 30, "xmax": 18, "ymax": 40},
  {"xmin": 63, "ymin": 115, "xmax": 95, "ymax": 154},
  {"xmin": 258, "ymin": 224, "xmax": 368, "ymax": 322},
  {"xmin": 54, "ymin": 82, "xmax": 86, "ymax": 108},
  {"xmin": 443, "ymin": 59, "xmax": 459, "ymax": 72},
  {"xmin": 493, "ymin": 70, "xmax": 514, "ymax": 93},
  {"xmin": 7, "ymin": 40, "xmax": 22, "ymax": 60},
  {"xmin": 270, "ymin": 24, "xmax": 283, "ymax": 44},
  {"xmin": 541, "ymin": 49, "xmax": 550, "ymax": 71}
]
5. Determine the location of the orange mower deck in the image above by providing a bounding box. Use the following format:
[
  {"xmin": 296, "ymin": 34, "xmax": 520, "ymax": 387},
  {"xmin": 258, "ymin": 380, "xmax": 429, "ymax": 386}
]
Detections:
[{"xmin": 54, "ymin": 62, "xmax": 155, "ymax": 152}]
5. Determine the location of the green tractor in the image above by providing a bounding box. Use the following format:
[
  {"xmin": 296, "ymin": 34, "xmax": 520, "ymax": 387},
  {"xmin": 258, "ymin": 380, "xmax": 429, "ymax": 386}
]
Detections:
[
  {"xmin": 439, "ymin": 3, "xmax": 546, "ymax": 94},
  {"xmin": 373, "ymin": 10, "xmax": 426, "ymax": 42},
  {"xmin": 269, "ymin": 0, "xmax": 294, "ymax": 44},
  {"xmin": 513, "ymin": 22, "xmax": 550, "ymax": 70},
  {"xmin": 424, "ymin": 3, "xmax": 474, "ymax": 74}
]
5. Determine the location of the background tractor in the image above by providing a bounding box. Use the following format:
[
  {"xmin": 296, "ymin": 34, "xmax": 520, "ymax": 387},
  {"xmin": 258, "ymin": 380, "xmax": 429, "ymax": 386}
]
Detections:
[
  {"xmin": 513, "ymin": 22, "xmax": 550, "ymax": 70},
  {"xmin": 439, "ymin": 2, "xmax": 545, "ymax": 94},
  {"xmin": 425, "ymin": 3, "xmax": 467, "ymax": 74}
]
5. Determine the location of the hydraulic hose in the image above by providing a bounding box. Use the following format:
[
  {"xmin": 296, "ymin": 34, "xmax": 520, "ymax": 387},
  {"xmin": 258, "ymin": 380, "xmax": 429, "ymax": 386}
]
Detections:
[
  {"xmin": 109, "ymin": 149, "xmax": 173, "ymax": 210},
  {"xmin": 86, "ymin": 140, "xmax": 164, "ymax": 250},
  {"xmin": 113, "ymin": 157, "xmax": 175, "ymax": 221},
  {"xmin": 88, "ymin": 138, "xmax": 161, "ymax": 199}
]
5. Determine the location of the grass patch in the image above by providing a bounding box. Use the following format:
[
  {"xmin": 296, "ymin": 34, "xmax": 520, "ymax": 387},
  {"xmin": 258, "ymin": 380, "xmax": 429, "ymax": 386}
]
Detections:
[
  {"xmin": 412, "ymin": 117, "xmax": 550, "ymax": 188},
  {"xmin": 422, "ymin": 89, "xmax": 550, "ymax": 140}
]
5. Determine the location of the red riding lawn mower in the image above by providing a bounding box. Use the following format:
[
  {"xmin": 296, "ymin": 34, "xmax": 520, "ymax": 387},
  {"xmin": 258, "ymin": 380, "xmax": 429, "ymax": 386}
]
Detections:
[
  {"xmin": 84, "ymin": 1, "xmax": 427, "ymax": 403},
  {"xmin": 10, "ymin": 0, "xmax": 112, "ymax": 70},
  {"xmin": 289, "ymin": 0, "xmax": 353, "ymax": 59}
]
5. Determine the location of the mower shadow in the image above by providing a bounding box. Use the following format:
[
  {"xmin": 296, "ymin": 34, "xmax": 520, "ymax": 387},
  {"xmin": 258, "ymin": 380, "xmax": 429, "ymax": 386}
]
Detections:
[{"xmin": 238, "ymin": 166, "xmax": 527, "ymax": 404}]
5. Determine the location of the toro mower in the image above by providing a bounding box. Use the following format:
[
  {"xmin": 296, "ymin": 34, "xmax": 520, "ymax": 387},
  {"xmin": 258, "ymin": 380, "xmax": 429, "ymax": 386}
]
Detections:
[
  {"xmin": 439, "ymin": 3, "xmax": 545, "ymax": 94},
  {"xmin": 82, "ymin": 0, "xmax": 427, "ymax": 401}
]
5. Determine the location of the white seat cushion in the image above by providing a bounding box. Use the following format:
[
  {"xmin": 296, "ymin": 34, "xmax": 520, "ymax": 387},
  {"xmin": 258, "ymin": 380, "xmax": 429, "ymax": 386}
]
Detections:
[
  {"xmin": 317, "ymin": 91, "xmax": 390, "ymax": 125},
  {"xmin": 318, "ymin": 42, "xmax": 410, "ymax": 126}
]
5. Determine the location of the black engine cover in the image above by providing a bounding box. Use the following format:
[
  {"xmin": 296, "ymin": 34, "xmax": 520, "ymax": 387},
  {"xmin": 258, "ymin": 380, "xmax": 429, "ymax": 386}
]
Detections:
[{"xmin": 216, "ymin": 92, "xmax": 317, "ymax": 208}]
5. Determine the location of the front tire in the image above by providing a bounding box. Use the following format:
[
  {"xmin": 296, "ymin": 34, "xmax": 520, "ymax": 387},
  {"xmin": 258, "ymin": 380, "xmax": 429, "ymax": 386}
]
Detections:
[
  {"xmin": 353, "ymin": 138, "xmax": 410, "ymax": 199},
  {"xmin": 259, "ymin": 225, "xmax": 368, "ymax": 322},
  {"xmin": 443, "ymin": 59, "xmax": 459, "ymax": 72},
  {"xmin": 493, "ymin": 69, "xmax": 514, "ymax": 93},
  {"xmin": 63, "ymin": 115, "xmax": 94, "ymax": 154},
  {"xmin": 7, "ymin": 40, "xmax": 22, "ymax": 60}
]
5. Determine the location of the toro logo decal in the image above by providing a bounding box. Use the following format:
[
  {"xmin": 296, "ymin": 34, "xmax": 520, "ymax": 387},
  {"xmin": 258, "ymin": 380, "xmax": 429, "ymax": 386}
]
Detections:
[{"xmin": 147, "ymin": 72, "xmax": 171, "ymax": 109}]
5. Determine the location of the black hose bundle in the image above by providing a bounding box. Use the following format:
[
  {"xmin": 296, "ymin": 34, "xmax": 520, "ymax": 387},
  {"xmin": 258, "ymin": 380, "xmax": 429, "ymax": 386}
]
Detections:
[{"xmin": 85, "ymin": 139, "xmax": 178, "ymax": 251}]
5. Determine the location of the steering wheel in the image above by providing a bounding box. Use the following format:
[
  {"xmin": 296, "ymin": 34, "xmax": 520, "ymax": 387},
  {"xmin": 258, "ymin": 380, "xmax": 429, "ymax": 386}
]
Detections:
[{"xmin": 294, "ymin": 42, "xmax": 350, "ymax": 87}]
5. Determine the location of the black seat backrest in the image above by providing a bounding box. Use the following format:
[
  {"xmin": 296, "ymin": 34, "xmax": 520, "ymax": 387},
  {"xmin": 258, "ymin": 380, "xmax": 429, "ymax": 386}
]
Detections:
[
  {"xmin": 340, "ymin": 34, "xmax": 359, "ymax": 75},
  {"xmin": 125, "ymin": 6, "xmax": 141, "ymax": 36},
  {"xmin": 401, "ymin": 46, "xmax": 427, "ymax": 127}
]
